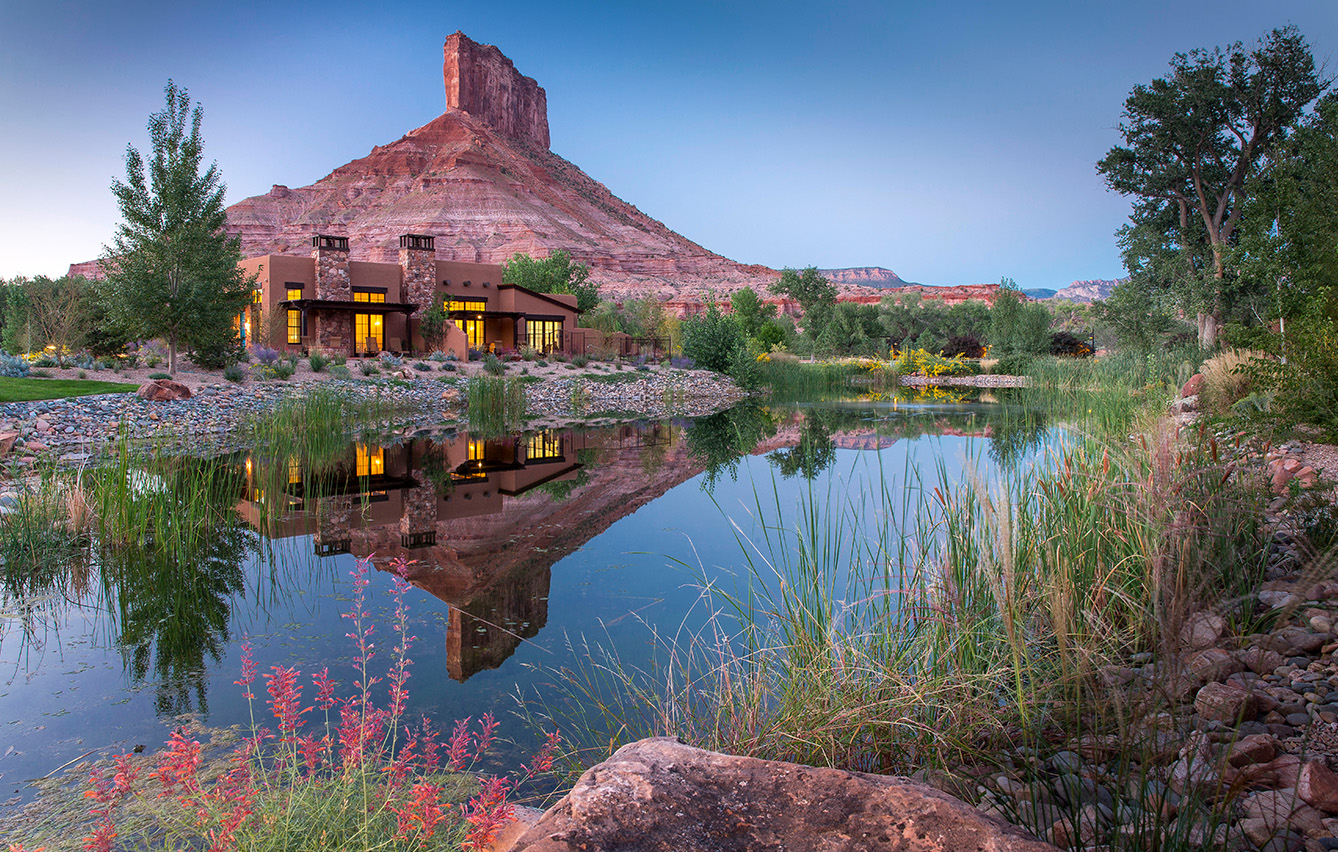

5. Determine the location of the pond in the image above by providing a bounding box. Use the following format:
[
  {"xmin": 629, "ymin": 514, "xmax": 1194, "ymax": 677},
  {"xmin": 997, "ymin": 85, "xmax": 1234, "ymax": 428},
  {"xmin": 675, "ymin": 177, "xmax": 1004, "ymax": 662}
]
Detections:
[{"xmin": 0, "ymin": 390, "xmax": 1061, "ymax": 799}]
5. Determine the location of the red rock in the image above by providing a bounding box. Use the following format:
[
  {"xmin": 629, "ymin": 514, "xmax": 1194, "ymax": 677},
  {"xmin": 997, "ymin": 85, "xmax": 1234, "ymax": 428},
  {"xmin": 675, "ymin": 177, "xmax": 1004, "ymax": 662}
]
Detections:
[
  {"xmin": 1179, "ymin": 610, "xmax": 1227, "ymax": 650},
  {"xmin": 136, "ymin": 379, "xmax": 192, "ymax": 401},
  {"xmin": 443, "ymin": 32, "xmax": 549, "ymax": 150},
  {"xmin": 24, "ymin": 440, "xmax": 47, "ymax": 452},
  {"xmin": 1227, "ymin": 734, "xmax": 1278, "ymax": 768},
  {"xmin": 1298, "ymin": 759, "xmax": 1338, "ymax": 814},
  {"xmin": 506, "ymin": 738, "xmax": 1060, "ymax": 852},
  {"xmin": 0, "ymin": 431, "xmax": 18, "ymax": 456},
  {"xmin": 1181, "ymin": 374, "xmax": 1206, "ymax": 397},
  {"xmin": 1194, "ymin": 681, "xmax": 1258, "ymax": 724}
]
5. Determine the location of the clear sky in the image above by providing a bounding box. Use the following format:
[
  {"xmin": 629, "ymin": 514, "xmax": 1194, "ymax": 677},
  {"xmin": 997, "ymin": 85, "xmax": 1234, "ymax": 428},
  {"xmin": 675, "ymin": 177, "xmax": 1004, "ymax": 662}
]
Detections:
[{"xmin": 2, "ymin": 1, "xmax": 1335, "ymax": 289}]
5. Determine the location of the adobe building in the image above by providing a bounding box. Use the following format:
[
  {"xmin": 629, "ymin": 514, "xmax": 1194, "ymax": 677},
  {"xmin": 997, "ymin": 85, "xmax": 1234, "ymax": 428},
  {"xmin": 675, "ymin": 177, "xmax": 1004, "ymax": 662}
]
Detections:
[{"xmin": 238, "ymin": 233, "xmax": 579, "ymax": 358}]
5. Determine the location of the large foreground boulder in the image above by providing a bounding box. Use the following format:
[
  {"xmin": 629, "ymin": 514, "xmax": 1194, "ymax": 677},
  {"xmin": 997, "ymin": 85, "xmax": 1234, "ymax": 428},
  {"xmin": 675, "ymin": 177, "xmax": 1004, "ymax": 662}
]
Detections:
[
  {"xmin": 505, "ymin": 738, "xmax": 1058, "ymax": 852},
  {"xmin": 136, "ymin": 379, "xmax": 192, "ymax": 401}
]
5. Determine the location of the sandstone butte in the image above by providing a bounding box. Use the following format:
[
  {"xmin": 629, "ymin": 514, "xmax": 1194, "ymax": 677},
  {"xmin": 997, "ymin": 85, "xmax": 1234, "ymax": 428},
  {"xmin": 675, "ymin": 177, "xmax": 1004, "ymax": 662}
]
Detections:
[{"xmin": 71, "ymin": 32, "xmax": 1002, "ymax": 314}]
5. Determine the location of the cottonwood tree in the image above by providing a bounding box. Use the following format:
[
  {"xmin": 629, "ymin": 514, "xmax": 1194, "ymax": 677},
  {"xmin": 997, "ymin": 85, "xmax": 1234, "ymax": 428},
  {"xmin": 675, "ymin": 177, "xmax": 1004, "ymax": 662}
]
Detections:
[
  {"xmin": 1097, "ymin": 26, "xmax": 1324, "ymax": 348},
  {"xmin": 769, "ymin": 267, "xmax": 837, "ymax": 348},
  {"xmin": 101, "ymin": 81, "xmax": 253, "ymax": 374},
  {"xmin": 502, "ymin": 250, "xmax": 600, "ymax": 313}
]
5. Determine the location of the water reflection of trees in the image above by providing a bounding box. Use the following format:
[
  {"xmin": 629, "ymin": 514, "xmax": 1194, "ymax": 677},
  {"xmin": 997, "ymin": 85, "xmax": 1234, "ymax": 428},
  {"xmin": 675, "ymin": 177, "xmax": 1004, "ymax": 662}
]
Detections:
[
  {"xmin": 768, "ymin": 409, "xmax": 837, "ymax": 480},
  {"xmin": 684, "ymin": 401, "xmax": 778, "ymax": 490}
]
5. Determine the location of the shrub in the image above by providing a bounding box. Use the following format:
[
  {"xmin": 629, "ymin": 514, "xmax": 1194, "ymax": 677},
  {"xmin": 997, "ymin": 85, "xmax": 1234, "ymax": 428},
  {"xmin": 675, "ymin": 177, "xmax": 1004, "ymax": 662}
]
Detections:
[
  {"xmin": 271, "ymin": 361, "xmax": 296, "ymax": 380},
  {"xmin": 428, "ymin": 350, "xmax": 448, "ymax": 362},
  {"xmin": 571, "ymin": 354, "xmax": 590, "ymax": 368},
  {"xmin": 483, "ymin": 354, "xmax": 505, "ymax": 376},
  {"xmin": 308, "ymin": 351, "xmax": 331, "ymax": 372},
  {"xmin": 328, "ymin": 364, "xmax": 352, "ymax": 380},
  {"xmin": 445, "ymin": 351, "xmax": 459, "ymax": 362},
  {"xmin": 440, "ymin": 363, "xmax": 457, "ymax": 372},
  {"xmin": 222, "ymin": 363, "xmax": 246, "ymax": 383},
  {"xmin": 896, "ymin": 348, "xmax": 976, "ymax": 378},
  {"xmin": 635, "ymin": 364, "xmax": 650, "ymax": 372},
  {"xmin": 144, "ymin": 352, "xmax": 163, "ymax": 368},
  {"xmin": 941, "ymin": 334, "xmax": 985, "ymax": 359},
  {"xmin": 681, "ymin": 305, "xmax": 745, "ymax": 373},
  {"xmin": 251, "ymin": 345, "xmax": 279, "ymax": 366},
  {"xmin": 670, "ymin": 355, "xmax": 695, "ymax": 370},
  {"xmin": 29, "ymin": 369, "xmax": 52, "ymax": 378},
  {"xmin": 0, "ymin": 353, "xmax": 30, "ymax": 378},
  {"xmin": 537, "ymin": 360, "xmax": 549, "ymax": 368},
  {"xmin": 148, "ymin": 371, "xmax": 172, "ymax": 380},
  {"xmin": 1049, "ymin": 331, "xmax": 1093, "ymax": 357},
  {"xmin": 331, "ymin": 354, "xmax": 347, "ymax": 366},
  {"xmin": 1200, "ymin": 349, "xmax": 1263, "ymax": 416},
  {"xmin": 991, "ymin": 354, "xmax": 1034, "ymax": 376},
  {"xmin": 360, "ymin": 361, "xmax": 380, "ymax": 377},
  {"xmin": 32, "ymin": 353, "xmax": 58, "ymax": 368},
  {"xmin": 414, "ymin": 361, "xmax": 433, "ymax": 372},
  {"xmin": 379, "ymin": 351, "xmax": 403, "ymax": 369},
  {"xmin": 78, "ymin": 370, "xmax": 87, "ymax": 379}
]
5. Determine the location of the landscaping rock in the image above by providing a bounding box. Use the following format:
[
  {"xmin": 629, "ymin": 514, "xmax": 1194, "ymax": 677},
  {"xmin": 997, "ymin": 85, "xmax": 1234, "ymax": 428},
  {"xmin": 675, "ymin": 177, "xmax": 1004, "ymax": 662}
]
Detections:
[
  {"xmin": 1298, "ymin": 759, "xmax": 1338, "ymax": 814},
  {"xmin": 136, "ymin": 379, "xmax": 192, "ymax": 401},
  {"xmin": 1196, "ymin": 681, "xmax": 1259, "ymax": 724},
  {"xmin": 1180, "ymin": 610, "xmax": 1227, "ymax": 650},
  {"xmin": 1181, "ymin": 374, "xmax": 1205, "ymax": 397},
  {"xmin": 504, "ymin": 738, "xmax": 1060, "ymax": 852}
]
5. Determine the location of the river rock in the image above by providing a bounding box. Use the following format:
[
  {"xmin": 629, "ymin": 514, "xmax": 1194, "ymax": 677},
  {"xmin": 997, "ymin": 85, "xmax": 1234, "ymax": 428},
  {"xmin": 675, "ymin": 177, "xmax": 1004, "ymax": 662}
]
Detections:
[
  {"xmin": 504, "ymin": 738, "xmax": 1060, "ymax": 852},
  {"xmin": 1180, "ymin": 610, "xmax": 1227, "ymax": 651},
  {"xmin": 1195, "ymin": 682, "xmax": 1259, "ymax": 724},
  {"xmin": 1298, "ymin": 759, "xmax": 1338, "ymax": 814},
  {"xmin": 136, "ymin": 379, "xmax": 193, "ymax": 401}
]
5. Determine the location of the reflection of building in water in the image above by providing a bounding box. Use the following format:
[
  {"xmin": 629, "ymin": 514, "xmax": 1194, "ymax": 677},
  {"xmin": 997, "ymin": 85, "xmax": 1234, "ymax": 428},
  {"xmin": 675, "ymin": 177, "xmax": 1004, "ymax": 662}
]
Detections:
[{"xmin": 235, "ymin": 424, "xmax": 689, "ymax": 681}]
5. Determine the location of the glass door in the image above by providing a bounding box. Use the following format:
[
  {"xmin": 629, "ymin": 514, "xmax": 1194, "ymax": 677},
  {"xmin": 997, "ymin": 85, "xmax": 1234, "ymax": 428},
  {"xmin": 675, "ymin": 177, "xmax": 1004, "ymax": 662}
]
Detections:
[{"xmin": 354, "ymin": 313, "xmax": 384, "ymax": 354}]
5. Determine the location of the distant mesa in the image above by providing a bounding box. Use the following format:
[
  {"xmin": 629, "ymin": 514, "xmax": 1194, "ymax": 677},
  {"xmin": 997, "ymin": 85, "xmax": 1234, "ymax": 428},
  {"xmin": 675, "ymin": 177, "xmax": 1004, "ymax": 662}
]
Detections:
[
  {"xmin": 818, "ymin": 267, "xmax": 912, "ymax": 288},
  {"xmin": 1052, "ymin": 279, "xmax": 1122, "ymax": 303}
]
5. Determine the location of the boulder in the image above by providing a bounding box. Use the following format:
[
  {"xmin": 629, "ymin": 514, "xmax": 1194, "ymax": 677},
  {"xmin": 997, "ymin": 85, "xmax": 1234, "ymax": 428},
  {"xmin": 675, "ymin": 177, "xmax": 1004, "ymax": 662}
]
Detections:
[
  {"xmin": 504, "ymin": 738, "xmax": 1060, "ymax": 852},
  {"xmin": 1181, "ymin": 374, "xmax": 1205, "ymax": 398},
  {"xmin": 136, "ymin": 379, "xmax": 192, "ymax": 401},
  {"xmin": 0, "ymin": 431, "xmax": 19, "ymax": 456}
]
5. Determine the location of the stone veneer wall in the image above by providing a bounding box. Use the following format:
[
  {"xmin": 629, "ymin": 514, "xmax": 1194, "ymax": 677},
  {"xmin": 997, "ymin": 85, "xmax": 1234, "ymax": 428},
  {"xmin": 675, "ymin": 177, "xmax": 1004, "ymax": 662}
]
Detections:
[
  {"xmin": 314, "ymin": 312, "xmax": 354, "ymax": 353},
  {"xmin": 399, "ymin": 247, "xmax": 437, "ymax": 309},
  {"xmin": 314, "ymin": 245, "xmax": 351, "ymax": 301},
  {"xmin": 399, "ymin": 484, "xmax": 438, "ymax": 538},
  {"xmin": 315, "ymin": 495, "xmax": 356, "ymax": 551}
]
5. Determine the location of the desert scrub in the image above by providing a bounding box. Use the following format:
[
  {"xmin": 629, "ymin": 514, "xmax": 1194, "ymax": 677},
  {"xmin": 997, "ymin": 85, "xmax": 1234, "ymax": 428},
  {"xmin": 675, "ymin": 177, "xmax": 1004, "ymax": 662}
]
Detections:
[{"xmin": 11, "ymin": 557, "xmax": 561, "ymax": 852}]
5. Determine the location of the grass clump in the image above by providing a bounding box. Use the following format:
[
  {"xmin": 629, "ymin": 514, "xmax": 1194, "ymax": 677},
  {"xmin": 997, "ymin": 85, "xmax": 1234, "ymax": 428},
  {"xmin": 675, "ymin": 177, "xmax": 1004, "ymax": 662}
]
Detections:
[
  {"xmin": 466, "ymin": 376, "xmax": 526, "ymax": 436},
  {"xmin": 1199, "ymin": 348, "xmax": 1262, "ymax": 416},
  {"xmin": 308, "ymin": 351, "xmax": 331, "ymax": 372}
]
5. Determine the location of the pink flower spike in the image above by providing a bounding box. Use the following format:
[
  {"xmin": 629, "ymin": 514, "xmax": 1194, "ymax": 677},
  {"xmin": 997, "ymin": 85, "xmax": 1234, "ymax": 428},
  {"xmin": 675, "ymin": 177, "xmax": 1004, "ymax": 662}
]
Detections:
[{"xmin": 473, "ymin": 711, "xmax": 499, "ymax": 758}]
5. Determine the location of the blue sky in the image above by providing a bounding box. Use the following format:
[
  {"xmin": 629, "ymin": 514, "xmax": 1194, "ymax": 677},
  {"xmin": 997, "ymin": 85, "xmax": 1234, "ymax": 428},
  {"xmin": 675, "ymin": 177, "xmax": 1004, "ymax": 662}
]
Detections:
[{"xmin": 2, "ymin": 0, "xmax": 1335, "ymax": 288}]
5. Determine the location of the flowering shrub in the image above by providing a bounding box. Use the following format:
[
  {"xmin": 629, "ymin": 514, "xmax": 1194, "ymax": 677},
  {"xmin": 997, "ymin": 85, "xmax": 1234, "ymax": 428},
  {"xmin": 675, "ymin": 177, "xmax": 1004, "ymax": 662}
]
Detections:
[
  {"xmin": 250, "ymin": 345, "xmax": 279, "ymax": 367},
  {"xmin": 895, "ymin": 348, "xmax": 976, "ymax": 378},
  {"xmin": 69, "ymin": 556, "xmax": 559, "ymax": 852}
]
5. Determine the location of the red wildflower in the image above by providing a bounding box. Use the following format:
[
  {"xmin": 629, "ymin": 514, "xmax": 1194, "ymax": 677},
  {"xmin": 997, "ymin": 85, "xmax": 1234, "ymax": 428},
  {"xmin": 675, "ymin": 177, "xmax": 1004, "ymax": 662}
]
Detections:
[
  {"xmin": 462, "ymin": 775, "xmax": 514, "ymax": 851},
  {"xmin": 391, "ymin": 781, "xmax": 447, "ymax": 841},
  {"xmin": 446, "ymin": 717, "xmax": 472, "ymax": 770},
  {"xmin": 234, "ymin": 640, "xmax": 257, "ymax": 701},
  {"xmin": 473, "ymin": 711, "xmax": 499, "ymax": 758},
  {"xmin": 263, "ymin": 665, "xmax": 309, "ymax": 741}
]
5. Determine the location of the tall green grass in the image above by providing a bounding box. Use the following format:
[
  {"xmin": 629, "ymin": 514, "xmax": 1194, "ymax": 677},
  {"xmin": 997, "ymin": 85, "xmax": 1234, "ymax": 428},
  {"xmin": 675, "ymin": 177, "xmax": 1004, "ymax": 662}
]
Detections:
[
  {"xmin": 239, "ymin": 387, "xmax": 403, "ymax": 472},
  {"xmin": 528, "ymin": 355, "xmax": 1270, "ymax": 849},
  {"xmin": 754, "ymin": 358, "xmax": 880, "ymax": 402},
  {"xmin": 467, "ymin": 376, "xmax": 526, "ymax": 436}
]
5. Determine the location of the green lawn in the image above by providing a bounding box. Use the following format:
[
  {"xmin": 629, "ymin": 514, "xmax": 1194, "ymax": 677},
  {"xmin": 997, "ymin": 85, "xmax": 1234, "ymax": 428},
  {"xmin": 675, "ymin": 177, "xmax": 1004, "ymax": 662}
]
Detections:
[{"xmin": 0, "ymin": 377, "xmax": 142, "ymax": 402}]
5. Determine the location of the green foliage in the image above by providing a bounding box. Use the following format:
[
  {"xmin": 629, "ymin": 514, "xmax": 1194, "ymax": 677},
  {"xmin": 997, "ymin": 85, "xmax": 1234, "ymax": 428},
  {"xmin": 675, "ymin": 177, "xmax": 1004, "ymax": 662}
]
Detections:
[
  {"xmin": 683, "ymin": 400, "xmax": 777, "ymax": 489},
  {"xmin": 482, "ymin": 353, "xmax": 505, "ymax": 376},
  {"xmin": 1091, "ymin": 278, "xmax": 1184, "ymax": 354},
  {"xmin": 819, "ymin": 301, "xmax": 881, "ymax": 356},
  {"xmin": 466, "ymin": 375, "xmax": 526, "ymax": 435},
  {"xmin": 147, "ymin": 371, "xmax": 172, "ymax": 380},
  {"xmin": 222, "ymin": 363, "xmax": 245, "ymax": 383},
  {"xmin": 769, "ymin": 267, "xmax": 837, "ymax": 345},
  {"xmin": 991, "ymin": 354, "xmax": 1035, "ymax": 376},
  {"xmin": 1246, "ymin": 317, "xmax": 1338, "ymax": 437},
  {"xmin": 879, "ymin": 291, "xmax": 990, "ymax": 355},
  {"xmin": 308, "ymin": 351, "xmax": 330, "ymax": 372},
  {"xmin": 1, "ymin": 274, "xmax": 128, "ymax": 360},
  {"xmin": 680, "ymin": 302, "xmax": 744, "ymax": 373},
  {"xmin": 418, "ymin": 300, "xmax": 450, "ymax": 351},
  {"xmin": 1097, "ymin": 26, "xmax": 1323, "ymax": 347},
  {"xmin": 503, "ymin": 250, "xmax": 599, "ymax": 313},
  {"xmin": 100, "ymin": 81, "xmax": 254, "ymax": 374},
  {"xmin": 988, "ymin": 281, "xmax": 1051, "ymax": 356},
  {"xmin": 729, "ymin": 287, "xmax": 777, "ymax": 342},
  {"xmin": 0, "ymin": 377, "xmax": 140, "ymax": 402}
]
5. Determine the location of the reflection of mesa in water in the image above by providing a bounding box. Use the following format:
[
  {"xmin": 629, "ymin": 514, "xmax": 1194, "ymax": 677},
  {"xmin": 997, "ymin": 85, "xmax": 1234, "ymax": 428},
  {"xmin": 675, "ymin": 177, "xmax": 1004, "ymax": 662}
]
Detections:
[{"xmin": 234, "ymin": 425, "xmax": 690, "ymax": 681}]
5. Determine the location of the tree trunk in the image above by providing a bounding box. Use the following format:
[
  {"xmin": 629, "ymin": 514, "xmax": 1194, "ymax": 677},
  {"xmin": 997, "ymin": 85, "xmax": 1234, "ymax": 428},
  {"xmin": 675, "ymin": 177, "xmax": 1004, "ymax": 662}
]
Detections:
[
  {"xmin": 1197, "ymin": 312, "xmax": 1221, "ymax": 350},
  {"xmin": 169, "ymin": 333, "xmax": 177, "ymax": 375}
]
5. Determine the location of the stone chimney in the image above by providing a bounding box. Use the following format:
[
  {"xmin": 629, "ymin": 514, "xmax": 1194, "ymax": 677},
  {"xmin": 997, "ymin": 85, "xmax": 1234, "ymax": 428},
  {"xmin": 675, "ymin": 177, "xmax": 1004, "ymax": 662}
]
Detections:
[
  {"xmin": 398, "ymin": 234, "xmax": 437, "ymax": 308},
  {"xmin": 312, "ymin": 234, "xmax": 350, "ymax": 300},
  {"xmin": 443, "ymin": 31, "xmax": 550, "ymax": 150}
]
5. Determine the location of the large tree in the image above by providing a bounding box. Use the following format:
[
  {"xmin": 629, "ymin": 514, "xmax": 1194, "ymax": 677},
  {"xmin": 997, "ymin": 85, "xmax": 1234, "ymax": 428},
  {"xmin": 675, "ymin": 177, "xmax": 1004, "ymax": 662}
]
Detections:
[
  {"xmin": 1096, "ymin": 26, "xmax": 1324, "ymax": 348},
  {"xmin": 101, "ymin": 81, "xmax": 253, "ymax": 374},
  {"xmin": 502, "ymin": 250, "xmax": 599, "ymax": 313},
  {"xmin": 769, "ymin": 267, "xmax": 837, "ymax": 346}
]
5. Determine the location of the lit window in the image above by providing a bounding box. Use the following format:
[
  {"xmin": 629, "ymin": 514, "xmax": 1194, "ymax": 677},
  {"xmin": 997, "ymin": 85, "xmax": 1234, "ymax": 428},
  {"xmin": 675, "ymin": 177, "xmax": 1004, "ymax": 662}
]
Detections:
[
  {"xmin": 467, "ymin": 439, "xmax": 485, "ymax": 462},
  {"xmin": 355, "ymin": 444, "xmax": 386, "ymax": 477},
  {"xmin": 353, "ymin": 290, "xmax": 386, "ymax": 303},
  {"xmin": 287, "ymin": 309, "xmax": 302, "ymax": 344},
  {"xmin": 526, "ymin": 320, "xmax": 563, "ymax": 352},
  {"xmin": 286, "ymin": 287, "xmax": 303, "ymax": 301},
  {"xmin": 526, "ymin": 431, "xmax": 561, "ymax": 461},
  {"xmin": 287, "ymin": 457, "xmax": 302, "ymax": 485},
  {"xmin": 444, "ymin": 298, "xmax": 486, "ymax": 312}
]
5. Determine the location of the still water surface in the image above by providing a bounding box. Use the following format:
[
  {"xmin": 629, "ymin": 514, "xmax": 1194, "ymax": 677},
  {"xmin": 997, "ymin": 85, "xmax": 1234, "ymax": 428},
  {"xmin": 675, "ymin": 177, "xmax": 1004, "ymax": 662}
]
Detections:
[{"xmin": 0, "ymin": 394, "xmax": 1056, "ymax": 796}]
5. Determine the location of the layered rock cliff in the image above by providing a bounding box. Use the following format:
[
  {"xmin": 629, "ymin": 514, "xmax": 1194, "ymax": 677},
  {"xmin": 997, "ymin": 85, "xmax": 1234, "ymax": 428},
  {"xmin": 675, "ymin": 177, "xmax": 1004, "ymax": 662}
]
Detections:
[
  {"xmin": 443, "ymin": 31, "xmax": 549, "ymax": 150},
  {"xmin": 1053, "ymin": 278, "xmax": 1122, "ymax": 303}
]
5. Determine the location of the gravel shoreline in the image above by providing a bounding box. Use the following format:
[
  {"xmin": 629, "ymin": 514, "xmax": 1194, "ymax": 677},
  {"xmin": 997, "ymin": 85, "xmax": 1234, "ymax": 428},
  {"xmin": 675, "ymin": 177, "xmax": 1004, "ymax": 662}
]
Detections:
[{"xmin": 0, "ymin": 368, "xmax": 748, "ymax": 463}]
